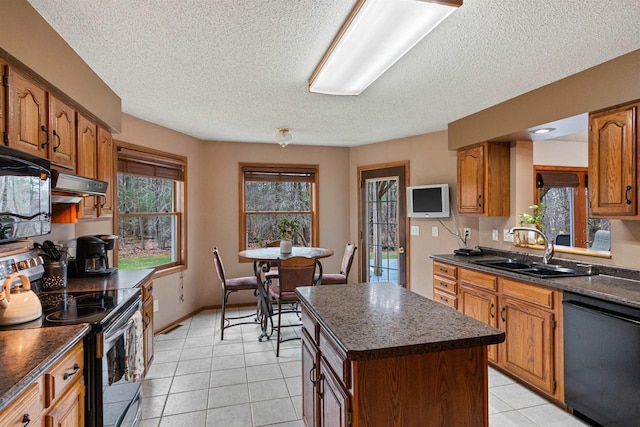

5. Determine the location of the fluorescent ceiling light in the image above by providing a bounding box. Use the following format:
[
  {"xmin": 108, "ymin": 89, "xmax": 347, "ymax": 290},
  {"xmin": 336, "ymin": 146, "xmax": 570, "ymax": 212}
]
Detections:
[
  {"xmin": 532, "ymin": 128, "xmax": 556, "ymax": 134},
  {"xmin": 309, "ymin": 0, "xmax": 462, "ymax": 96}
]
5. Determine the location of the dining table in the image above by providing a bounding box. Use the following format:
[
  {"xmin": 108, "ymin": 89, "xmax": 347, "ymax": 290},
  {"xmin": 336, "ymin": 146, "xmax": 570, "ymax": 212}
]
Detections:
[{"xmin": 238, "ymin": 246, "xmax": 334, "ymax": 341}]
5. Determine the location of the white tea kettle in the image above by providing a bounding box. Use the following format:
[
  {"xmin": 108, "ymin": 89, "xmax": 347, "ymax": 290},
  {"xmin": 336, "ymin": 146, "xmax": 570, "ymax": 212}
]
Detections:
[{"xmin": 0, "ymin": 273, "xmax": 43, "ymax": 325}]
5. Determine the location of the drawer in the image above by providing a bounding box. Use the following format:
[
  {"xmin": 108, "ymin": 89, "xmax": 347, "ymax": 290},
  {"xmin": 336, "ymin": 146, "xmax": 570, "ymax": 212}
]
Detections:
[
  {"xmin": 433, "ymin": 275, "xmax": 457, "ymax": 294},
  {"xmin": 433, "ymin": 261, "xmax": 457, "ymax": 280},
  {"xmin": 301, "ymin": 304, "xmax": 319, "ymax": 344},
  {"xmin": 141, "ymin": 279, "xmax": 154, "ymax": 301},
  {"xmin": 433, "ymin": 289, "xmax": 457, "ymax": 309},
  {"xmin": 459, "ymin": 268, "xmax": 497, "ymax": 291},
  {"xmin": 319, "ymin": 327, "xmax": 350, "ymax": 388},
  {"xmin": 501, "ymin": 278, "xmax": 554, "ymax": 309},
  {"xmin": 0, "ymin": 382, "xmax": 42, "ymax": 426},
  {"xmin": 44, "ymin": 341, "xmax": 84, "ymax": 408}
]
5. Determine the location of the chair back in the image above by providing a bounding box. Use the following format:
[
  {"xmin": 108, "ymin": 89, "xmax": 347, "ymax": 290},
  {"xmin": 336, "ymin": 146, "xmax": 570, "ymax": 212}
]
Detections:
[
  {"xmin": 555, "ymin": 234, "xmax": 571, "ymax": 246},
  {"xmin": 211, "ymin": 247, "xmax": 226, "ymax": 287},
  {"xmin": 340, "ymin": 243, "xmax": 358, "ymax": 276},
  {"xmin": 591, "ymin": 230, "xmax": 610, "ymax": 251},
  {"xmin": 277, "ymin": 256, "xmax": 319, "ymax": 293}
]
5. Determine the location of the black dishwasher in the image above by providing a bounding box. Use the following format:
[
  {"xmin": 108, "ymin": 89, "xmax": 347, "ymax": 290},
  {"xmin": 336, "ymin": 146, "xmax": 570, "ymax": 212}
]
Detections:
[{"xmin": 563, "ymin": 292, "xmax": 640, "ymax": 427}]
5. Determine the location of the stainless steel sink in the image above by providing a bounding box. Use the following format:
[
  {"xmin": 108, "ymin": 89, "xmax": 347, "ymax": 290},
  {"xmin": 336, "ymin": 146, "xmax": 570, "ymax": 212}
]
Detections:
[{"xmin": 472, "ymin": 258, "xmax": 588, "ymax": 278}]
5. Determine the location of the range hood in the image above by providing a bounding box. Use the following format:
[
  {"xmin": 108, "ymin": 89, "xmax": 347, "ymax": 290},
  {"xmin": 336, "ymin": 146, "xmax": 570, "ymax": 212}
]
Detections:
[{"xmin": 51, "ymin": 170, "xmax": 108, "ymax": 204}]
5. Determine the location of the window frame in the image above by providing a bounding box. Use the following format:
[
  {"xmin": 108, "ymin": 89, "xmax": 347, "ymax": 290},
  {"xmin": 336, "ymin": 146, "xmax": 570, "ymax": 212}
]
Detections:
[
  {"xmin": 238, "ymin": 163, "xmax": 319, "ymax": 252},
  {"xmin": 114, "ymin": 140, "xmax": 188, "ymax": 277}
]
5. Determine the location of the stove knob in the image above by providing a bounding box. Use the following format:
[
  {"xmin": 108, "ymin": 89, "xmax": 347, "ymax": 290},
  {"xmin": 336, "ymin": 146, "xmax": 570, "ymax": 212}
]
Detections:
[{"xmin": 17, "ymin": 260, "xmax": 29, "ymax": 270}]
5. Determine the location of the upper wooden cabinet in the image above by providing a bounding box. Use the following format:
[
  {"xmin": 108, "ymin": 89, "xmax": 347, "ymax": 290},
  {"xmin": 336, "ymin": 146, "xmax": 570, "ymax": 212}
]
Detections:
[
  {"xmin": 589, "ymin": 102, "xmax": 638, "ymax": 218},
  {"xmin": 97, "ymin": 126, "xmax": 114, "ymax": 216},
  {"xmin": 77, "ymin": 113, "xmax": 98, "ymax": 217},
  {"xmin": 457, "ymin": 141, "xmax": 510, "ymax": 216},
  {"xmin": 49, "ymin": 94, "xmax": 77, "ymax": 170},
  {"xmin": 5, "ymin": 66, "xmax": 48, "ymax": 156}
]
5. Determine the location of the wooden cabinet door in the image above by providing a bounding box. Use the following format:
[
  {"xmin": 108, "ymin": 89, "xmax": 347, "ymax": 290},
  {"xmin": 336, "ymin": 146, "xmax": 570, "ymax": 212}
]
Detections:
[
  {"xmin": 7, "ymin": 67, "xmax": 48, "ymax": 156},
  {"xmin": 143, "ymin": 294, "xmax": 154, "ymax": 373},
  {"xmin": 0, "ymin": 382, "xmax": 42, "ymax": 427},
  {"xmin": 457, "ymin": 145, "xmax": 485, "ymax": 214},
  {"xmin": 499, "ymin": 296, "xmax": 555, "ymax": 395},
  {"xmin": 97, "ymin": 126, "xmax": 114, "ymax": 216},
  {"xmin": 76, "ymin": 113, "xmax": 98, "ymax": 217},
  {"xmin": 589, "ymin": 105, "xmax": 637, "ymax": 216},
  {"xmin": 49, "ymin": 95, "xmax": 76, "ymax": 170},
  {"xmin": 460, "ymin": 285, "xmax": 498, "ymax": 362},
  {"xmin": 44, "ymin": 380, "xmax": 85, "ymax": 427},
  {"xmin": 302, "ymin": 331, "xmax": 319, "ymax": 427},
  {"xmin": 319, "ymin": 358, "xmax": 350, "ymax": 427}
]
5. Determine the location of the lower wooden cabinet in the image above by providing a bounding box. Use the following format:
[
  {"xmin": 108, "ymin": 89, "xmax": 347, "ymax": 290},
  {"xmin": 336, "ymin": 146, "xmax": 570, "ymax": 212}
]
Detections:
[
  {"xmin": 141, "ymin": 279, "xmax": 155, "ymax": 374},
  {"xmin": 0, "ymin": 341, "xmax": 85, "ymax": 427},
  {"xmin": 318, "ymin": 357, "xmax": 350, "ymax": 427},
  {"xmin": 435, "ymin": 261, "xmax": 563, "ymax": 401}
]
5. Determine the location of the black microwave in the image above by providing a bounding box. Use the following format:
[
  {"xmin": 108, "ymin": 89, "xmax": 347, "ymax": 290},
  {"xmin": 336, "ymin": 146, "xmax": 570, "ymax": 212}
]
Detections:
[{"xmin": 0, "ymin": 145, "xmax": 51, "ymax": 243}]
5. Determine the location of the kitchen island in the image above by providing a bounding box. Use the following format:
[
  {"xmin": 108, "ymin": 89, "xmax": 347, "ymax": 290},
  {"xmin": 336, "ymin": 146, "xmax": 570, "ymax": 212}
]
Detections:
[{"xmin": 296, "ymin": 282, "xmax": 504, "ymax": 427}]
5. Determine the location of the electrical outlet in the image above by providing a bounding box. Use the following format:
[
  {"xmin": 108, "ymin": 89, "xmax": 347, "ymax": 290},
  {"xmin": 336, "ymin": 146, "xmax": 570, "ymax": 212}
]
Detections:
[
  {"xmin": 503, "ymin": 229, "xmax": 515, "ymax": 242},
  {"xmin": 492, "ymin": 229, "xmax": 499, "ymax": 241},
  {"xmin": 463, "ymin": 228, "xmax": 471, "ymax": 241},
  {"xmin": 432, "ymin": 226, "xmax": 439, "ymax": 237},
  {"xmin": 154, "ymin": 299, "xmax": 159, "ymax": 312},
  {"xmin": 411, "ymin": 225, "xmax": 420, "ymax": 236}
]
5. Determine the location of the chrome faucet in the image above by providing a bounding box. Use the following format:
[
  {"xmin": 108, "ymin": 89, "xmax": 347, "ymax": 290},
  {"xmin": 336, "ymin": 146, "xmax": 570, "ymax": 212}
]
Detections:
[{"xmin": 509, "ymin": 226, "xmax": 555, "ymax": 264}]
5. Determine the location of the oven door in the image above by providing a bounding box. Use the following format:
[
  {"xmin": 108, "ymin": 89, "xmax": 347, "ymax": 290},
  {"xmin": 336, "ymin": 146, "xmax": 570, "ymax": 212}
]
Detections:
[{"xmin": 99, "ymin": 296, "xmax": 143, "ymax": 427}]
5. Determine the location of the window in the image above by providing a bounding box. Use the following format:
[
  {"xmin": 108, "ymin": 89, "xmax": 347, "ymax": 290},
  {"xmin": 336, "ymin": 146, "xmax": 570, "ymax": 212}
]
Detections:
[
  {"xmin": 240, "ymin": 164, "xmax": 318, "ymax": 250},
  {"xmin": 534, "ymin": 166, "xmax": 609, "ymax": 250},
  {"xmin": 116, "ymin": 142, "xmax": 186, "ymax": 273}
]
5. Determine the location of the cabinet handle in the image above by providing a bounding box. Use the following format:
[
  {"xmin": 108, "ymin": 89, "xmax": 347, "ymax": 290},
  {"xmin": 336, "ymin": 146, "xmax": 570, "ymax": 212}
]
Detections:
[
  {"xmin": 478, "ymin": 194, "xmax": 482, "ymax": 207},
  {"xmin": 439, "ymin": 268, "xmax": 447, "ymax": 273},
  {"xmin": 440, "ymin": 281, "xmax": 448, "ymax": 288},
  {"xmin": 626, "ymin": 185, "xmax": 632, "ymax": 205},
  {"xmin": 40, "ymin": 125, "xmax": 49, "ymax": 149},
  {"xmin": 52, "ymin": 129, "xmax": 61, "ymax": 152},
  {"xmin": 490, "ymin": 303, "xmax": 495, "ymax": 319},
  {"xmin": 317, "ymin": 373, "xmax": 324, "ymax": 399},
  {"xmin": 500, "ymin": 307, "xmax": 506, "ymax": 322},
  {"xmin": 440, "ymin": 296, "xmax": 448, "ymax": 303},
  {"xmin": 22, "ymin": 414, "xmax": 31, "ymax": 426},
  {"xmin": 63, "ymin": 363, "xmax": 80, "ymax": 380}
]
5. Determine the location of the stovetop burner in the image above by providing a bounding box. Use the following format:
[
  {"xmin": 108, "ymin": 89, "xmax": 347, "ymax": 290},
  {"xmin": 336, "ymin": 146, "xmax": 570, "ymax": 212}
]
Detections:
[{"xmin": 0, "ymin": 287, "xmax": 140, "ymax": 330}]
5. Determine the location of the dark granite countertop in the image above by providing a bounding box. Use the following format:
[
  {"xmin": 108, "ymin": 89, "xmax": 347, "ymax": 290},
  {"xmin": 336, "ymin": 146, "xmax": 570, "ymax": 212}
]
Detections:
[
  {"xmin": 64, "ymin": 268, "xmax": 154, "ymax": 292},
  {"xmin": 0, "ymin": 324, "xmax": 90, "ymax": 412},
  {"xmin": 296, "ymin": 282, "xmax": 505, "ymax": 361},
  {"xmin": 431, "ymin": 253, "xmax": 640, "ymax": 309}
]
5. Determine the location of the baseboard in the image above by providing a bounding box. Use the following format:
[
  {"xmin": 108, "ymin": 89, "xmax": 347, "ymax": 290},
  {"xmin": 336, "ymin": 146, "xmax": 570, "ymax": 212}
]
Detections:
[{"xmin": 153, "ymin": 302, "xmax": 257, "ymax": 336}]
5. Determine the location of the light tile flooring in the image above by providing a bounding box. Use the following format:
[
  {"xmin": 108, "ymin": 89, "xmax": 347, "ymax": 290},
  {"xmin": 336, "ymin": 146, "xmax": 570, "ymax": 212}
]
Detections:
[{"xmin": 141, "ymin": 307, "xmax": 590, "ymax": 427}]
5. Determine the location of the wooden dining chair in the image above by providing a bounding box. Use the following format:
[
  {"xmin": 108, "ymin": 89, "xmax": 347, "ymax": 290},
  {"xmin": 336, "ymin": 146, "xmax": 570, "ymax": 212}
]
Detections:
[
  {"xmin": 211, "ymin": 247, "xmax": 260, "ymax": 340},
  {"xmin": 269, "ymin": 256, "xmax": 321, "ymax": 356},
  {"xmin": 316, "ymin": 243, "xmax": 357, "ymax": 285}
]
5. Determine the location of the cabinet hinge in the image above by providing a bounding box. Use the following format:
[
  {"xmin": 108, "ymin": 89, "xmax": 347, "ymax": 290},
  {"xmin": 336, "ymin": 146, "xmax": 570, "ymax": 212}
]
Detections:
[
  {"xmin": 552, "ymin": 319, "xmax": 557, "ymax": 329},
  {"xmin": 347, "ymin": 411, "xmax": 352, "ymax": 425},
  {"xmin": 3, "ymin": 132, "xmax": 8, "ymax": 145},
  {"xmin": 553, "ymin": 380, "xmax": 557, "ymax": 392},
  {"xmin": 2, "ymin": 75, "xmax": 8, "ymax": 86}
]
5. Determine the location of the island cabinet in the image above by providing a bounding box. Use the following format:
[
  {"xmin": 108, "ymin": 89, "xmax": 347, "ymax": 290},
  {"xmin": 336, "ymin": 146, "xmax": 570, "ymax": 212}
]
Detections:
[
  {"xmin": 445, "ymin": 261, "xmax": 564, "ymax": 401},
  {"xmin": 0, "ymin": 341, "xmax": 85, "ymax": 427},
  {"xmin": 297, "ymin": 282, "xmax": 504, "ymax": 427},
  {"xmin": 457, "ymin": 141, "xmax": 510, "ymax": 216},
  {"xmin": 589, "ymin": 101, "xmax": 639, "ymax": 218}
]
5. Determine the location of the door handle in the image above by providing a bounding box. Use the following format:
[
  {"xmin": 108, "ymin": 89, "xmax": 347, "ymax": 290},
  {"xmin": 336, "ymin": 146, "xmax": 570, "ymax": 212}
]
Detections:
[{"xmin": 398, "ymin": 247, "xmax": 405, "ymax": 254}]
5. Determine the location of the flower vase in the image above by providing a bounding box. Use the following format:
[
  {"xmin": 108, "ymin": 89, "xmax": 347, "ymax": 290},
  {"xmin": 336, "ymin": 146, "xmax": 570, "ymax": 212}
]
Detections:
[{"xmin": 280, "ymin": 240, "xmax": 292, "ymax": 254}]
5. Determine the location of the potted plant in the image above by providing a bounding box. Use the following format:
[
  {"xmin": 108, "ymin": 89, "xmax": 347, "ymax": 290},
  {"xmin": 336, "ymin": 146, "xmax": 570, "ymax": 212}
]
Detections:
[
  {"xmin": 278, "ymin": 217, "xmax": 300, "ymax": 254},
  {"xmin": 518, "ymin": 203, "xmax": 545, "ymax": 244}
]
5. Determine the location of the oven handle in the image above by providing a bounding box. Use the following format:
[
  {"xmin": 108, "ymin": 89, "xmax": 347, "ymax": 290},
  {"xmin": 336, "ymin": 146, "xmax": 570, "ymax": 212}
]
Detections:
[{"xmin": 104, "ymin": 318, "xmax": 135, "ymax": 345}]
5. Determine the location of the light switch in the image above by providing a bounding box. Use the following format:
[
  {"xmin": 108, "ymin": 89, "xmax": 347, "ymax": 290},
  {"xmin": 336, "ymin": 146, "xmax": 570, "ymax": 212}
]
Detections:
[
  {"xmin": 411, "ymin": 225, "xmax": 420, "ymax": 236},
  {"xmin": 432, "ymin": 226, "xmax": 439, "ymax": 237},
  {"xmin": 492, "ymin": 229, "xmax": 499, "ymax": 241}
]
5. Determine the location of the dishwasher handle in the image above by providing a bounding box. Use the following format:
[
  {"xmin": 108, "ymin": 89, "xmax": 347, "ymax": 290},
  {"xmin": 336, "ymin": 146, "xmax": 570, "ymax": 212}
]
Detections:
[{"xmin": 563, "ymin": 300, "xmax": 640, "ymax": 327}]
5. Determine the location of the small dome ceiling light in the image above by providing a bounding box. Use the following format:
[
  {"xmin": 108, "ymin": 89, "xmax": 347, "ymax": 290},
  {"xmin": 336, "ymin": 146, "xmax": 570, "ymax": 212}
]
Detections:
[
  {"xmin": 276, "ymin": 128, "xmax": 292, "ymax": 147},
  {"xmin": 531, "ymin": 127, "xmax": 556, "ymax": 134}
]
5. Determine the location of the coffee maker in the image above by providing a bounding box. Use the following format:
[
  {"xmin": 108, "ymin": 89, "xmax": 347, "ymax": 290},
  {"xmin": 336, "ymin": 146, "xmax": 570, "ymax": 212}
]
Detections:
[{"xmin": 71, "ymin": 235, "xmax": 118, "ymax": 277}]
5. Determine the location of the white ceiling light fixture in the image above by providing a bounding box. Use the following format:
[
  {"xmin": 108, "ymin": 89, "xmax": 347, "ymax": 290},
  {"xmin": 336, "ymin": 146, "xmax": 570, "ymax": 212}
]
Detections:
[
  {"xmin": 531, "ymin": 128, "xmax": 556, "ymax": 134},
  {"xmin": 309, "ymin": 0, "xmax": 462, "ymax": 96},
  {"xmin": 276, "ymin": 128, "xmax": 292, "ymax": 147}
]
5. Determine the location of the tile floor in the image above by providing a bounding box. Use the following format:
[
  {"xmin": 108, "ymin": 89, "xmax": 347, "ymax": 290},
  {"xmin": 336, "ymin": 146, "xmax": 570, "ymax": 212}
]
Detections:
[{"xmin": 141, "ymin": 307, "xmax": 591, "ymax": 427}]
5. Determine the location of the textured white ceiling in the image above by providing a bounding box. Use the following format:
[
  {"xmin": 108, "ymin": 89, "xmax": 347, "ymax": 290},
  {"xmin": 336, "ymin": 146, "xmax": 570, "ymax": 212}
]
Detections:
[{"xmin": 27, "ymin": 0, "xmax": 640, "ymax": 147}]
